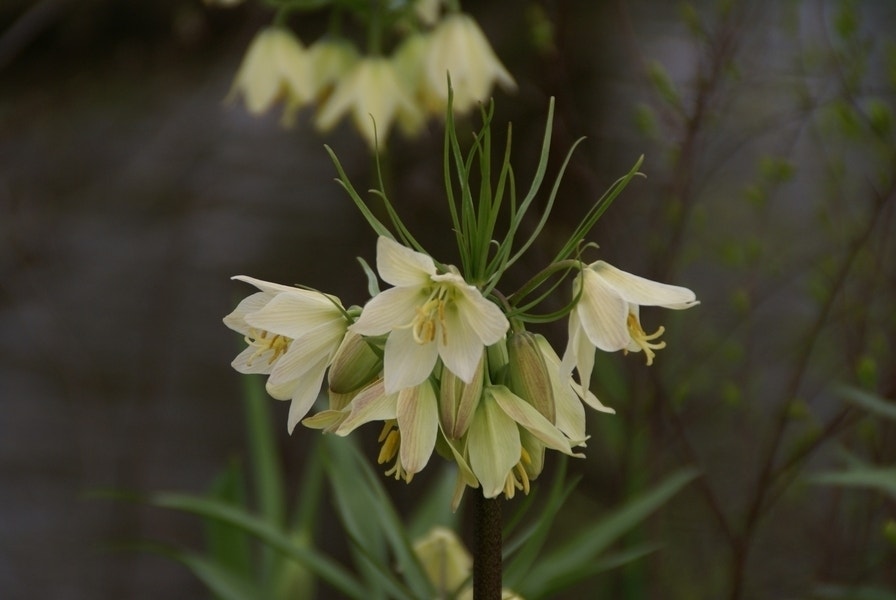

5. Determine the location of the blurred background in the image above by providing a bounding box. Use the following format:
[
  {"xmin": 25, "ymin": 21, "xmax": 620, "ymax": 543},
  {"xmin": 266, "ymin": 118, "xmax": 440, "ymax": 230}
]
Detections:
[{"xmin": 2, "ymin": 0, "xmax": 895, "ymax": 598}]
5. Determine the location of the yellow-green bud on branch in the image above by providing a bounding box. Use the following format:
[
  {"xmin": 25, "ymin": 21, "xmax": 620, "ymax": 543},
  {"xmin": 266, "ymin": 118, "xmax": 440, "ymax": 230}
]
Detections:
[
  {"xmin": 439, "ymin": 357, "xmax": 484, "ymax": 440},
  {"xmin": 327, "ymin": 331, "xmax": 382, "ymax": 395},
  {"xmin": 507, "ymin": 330, "xmax": 556, "ymax": 424}
]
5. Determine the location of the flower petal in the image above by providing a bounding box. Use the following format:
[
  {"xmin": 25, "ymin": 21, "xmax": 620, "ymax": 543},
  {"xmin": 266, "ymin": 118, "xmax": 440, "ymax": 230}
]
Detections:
[
  {"xmin": 285, "ymin": 357, "xmax": 330, "ymax": 433},
  {"xmin": 397, "ymin": 382, "xmax": 439, "ymax": 476},
  {"xmin": 350, "ymin": 286, "xmax": 423, "ymax": 337},
  {"xmin": 231, "ymin": 344, "xmax": 277, "ymax": 375},
  {"xmin": 247, "ymin": 291, "xmax": 343, "ymax": 340},
  {"xmin": 443, "ymin": 277, "xmax": 509, "ymax": 346},
  {"xmin": 577, "ymin": 269, "xmax": 630, "ymax": 351},
  {"xmin": 438, "ymin": 302, "xmax": 486, "ymax": 384},
  {"xmin": 491, "ymin": 386, "xmax": 583, "ymax": 453},
  {"xmin": 591, "ymin": 261, "xmax": 698, "ymax": 308},
  {"xmin": 376, "ymin": 236, "xmax": 436, "ymax": 287},
  {"xmin": 383, "ymin": 327, "xmax": 439, "ymax": 393},
  {"xmin": 232, "ymin": 275, "xmax": 301, "ymax": 295},
  {"xmin": 336, "ymin": 379, "xmax": 398, "ymax": 435},
  {"xmin": 223, "ymin": 291, "xmax": 273, "ymax": 335},
  {"xmin": 467, "ymin": 393, "xmax": 520, "ymax": 499}
]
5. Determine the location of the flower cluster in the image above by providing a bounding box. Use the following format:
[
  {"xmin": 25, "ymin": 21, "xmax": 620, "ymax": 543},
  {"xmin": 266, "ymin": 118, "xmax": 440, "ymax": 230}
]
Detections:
[
  {"xmin": 220, "ymin": 1, "xmax": 516, "ymax": 150},
  {"xmin": 224, "ymin": 99, "xmax": 698, "ymax": 508}
]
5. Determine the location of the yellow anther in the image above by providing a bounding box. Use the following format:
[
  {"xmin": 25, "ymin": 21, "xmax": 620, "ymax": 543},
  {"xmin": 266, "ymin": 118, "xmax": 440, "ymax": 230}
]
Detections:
[
  {"xmin": 244, "ymin": 328, "xmax": 291, "ymax": 367},
  {"xmin": 625, "ymin": 313, "xmax": 666, "ymax": 366},
  {"xmin": 410, "ymin": 287, "xmax": 450, "ymax": 346},
  {"xmin": 378, "ymin": 429, "xmax": 400, "ymax": 464}
]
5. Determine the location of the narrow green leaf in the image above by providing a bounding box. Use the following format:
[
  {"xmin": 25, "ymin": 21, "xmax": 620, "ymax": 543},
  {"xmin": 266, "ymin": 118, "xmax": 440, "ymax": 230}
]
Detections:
[
  {"xmin": 242, "ymin": 375, "xmax": 285, "ymax": 583},
  {"xmin": 519, "ymin": 468, "xmax": 700, "ymax": 597},
  {"xmin": 407, "ymin": 465, "xmax": 461, "ymax": 540},
  {"xmin": 323, "ymin": 435, "xmax": 435, "ymax": 599},
  {"xmin": 204, "ymin": 459, "xmax": 254, "ymax": 585},
  {"xmin": 810, "ymin": 467, "xmax": 896, "ymax": 499},
  {"xmin": 144, "ymin": 492, "xmax": 366, "ymax": 598},
  {"xmin": 136, "ymin": 542, "xmax": 265, "ymax": 600},
  {"xmin": 838, "ymin": 386, "xmax": 896, "ymax": 421}
]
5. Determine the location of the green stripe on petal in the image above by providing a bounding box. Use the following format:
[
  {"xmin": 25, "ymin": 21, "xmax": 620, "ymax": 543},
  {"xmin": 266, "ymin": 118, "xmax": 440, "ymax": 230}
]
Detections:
[
  {"xmin": 397, "ymin": 381, "xmax": 439, "ymax": 476},
  {"xmin": 468, "ymin": 391, "xmax": 521, "ymax": 498},
  {"xmin": 490, "ymin": 386, "xmax": 583, "ymax": 454}
]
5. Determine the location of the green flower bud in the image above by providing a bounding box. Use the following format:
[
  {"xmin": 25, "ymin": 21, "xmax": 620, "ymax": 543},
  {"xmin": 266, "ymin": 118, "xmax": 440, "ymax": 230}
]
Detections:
[
  {"xmin": 506, "ymin": 330, "xmax": 556, "ymax": 423},
  {"xmin": 439, "ymin": 356, "xmax": 483, "ymax": 439},
  {"xmin": 327, "ymin": 331, "xmax": 382, "ymax": 395}
]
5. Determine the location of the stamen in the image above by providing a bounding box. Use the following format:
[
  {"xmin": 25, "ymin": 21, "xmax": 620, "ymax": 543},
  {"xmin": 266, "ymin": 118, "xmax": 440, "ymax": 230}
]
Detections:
[
  {"xmin": 244, "ymin": 328, "xmax": 291, "ymax": 367},
  {"xmin": 625, "ymin": 313, "xmax": 667, "ymax": 366},
  {"xmin": 410, "ymin": 286, "xmax": 451, "ymax": 346}
]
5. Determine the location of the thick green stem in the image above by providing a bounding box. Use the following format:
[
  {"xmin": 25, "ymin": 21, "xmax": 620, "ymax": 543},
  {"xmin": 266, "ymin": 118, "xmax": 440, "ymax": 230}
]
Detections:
[{"xmin": 473, "ymin": 493, "xmax": 502, "ymax": 600}]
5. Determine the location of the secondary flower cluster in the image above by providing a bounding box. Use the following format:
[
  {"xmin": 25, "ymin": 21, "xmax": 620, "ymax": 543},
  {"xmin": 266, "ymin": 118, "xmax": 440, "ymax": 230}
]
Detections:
[
  {"xmin": 224, "ymin": 4, "xmax": 515, "ymax": 150},
  {"xmin": 225, "ymin": 236, "xmax": 697, "ymax": 507}
]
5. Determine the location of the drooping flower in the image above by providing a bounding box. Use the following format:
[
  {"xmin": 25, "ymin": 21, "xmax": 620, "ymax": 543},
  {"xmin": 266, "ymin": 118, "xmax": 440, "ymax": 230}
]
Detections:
[
  {"xmin": 420, "ymin": 13, "xmax": 517, "ymax": 114},
  {"xmin": 350, "ymin": 236, "xmax": 509, "ymax": 393},
  {"xmin": 224, "ymin": 276, "xmax": 348, "ymax": 433},
  {"xmin": 227, "ymin": 27, "xmax": 312, "ymax": 126},
  {"xmin": 306, "ymin": 37, "xmax": 360, "ymax": 101},
  {"xmin": 465, "ymin": 385, "xmax": 583, "ymax": 500},
  {"xmin": 315, "ymin": 57, "xmax": 423, "ymax": 151},
  {"xmin": 562, "ymin": 261, "xmax": 698, "ymax": 388},
  {"xmin": 334, "ymin": 378, "xmax": 440, "ymax": 483}
]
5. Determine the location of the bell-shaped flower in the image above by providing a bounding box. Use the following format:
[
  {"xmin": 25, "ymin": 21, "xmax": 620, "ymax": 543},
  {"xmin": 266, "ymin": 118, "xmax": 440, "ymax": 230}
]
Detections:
[
  {"xmin": 315, "ymin": 57, "xmax": 423, "ymax": 151},
  {"xmin": 228, "ymin": 27, "xmax": 312, "ymax": 126},
  {"xmin": 420, "ymin": 13, "xmax": 517, "ymax": 114},
  {"xmin": 467, "ymin": 385, "xmax": 583, "ymax": 499},
  {"xmin": 334, "ymin": 378, "xmax": 440, "ymax": 483},
  {"xmin": 350, "ymin": 236, "xmax": 509, "ymax": 394},
  {"xmin": 562, "ymin": 261, "xmax": 698, "ymax": 388},
  {"xmin": 306, "ymin": 36, "xmax": 360, "ymax": 101},
  {"xmin": 224, "ymin": 276, "xmax": 348, "ymax": 433}
]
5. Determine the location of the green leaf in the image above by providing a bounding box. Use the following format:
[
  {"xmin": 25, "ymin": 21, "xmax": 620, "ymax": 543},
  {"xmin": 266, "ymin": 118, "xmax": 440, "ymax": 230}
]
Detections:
[
  {"xmin": 838, "ymin": 386, "xmax": 896, "ymax": 421},
  {"xmin": 518, "ymin": 468, "xmax": 700, "ymax": 598},
  {"xmin": 204, "ymin": 459, "xmax": 254, "ymax": 586},
  {"xmin": 810, "ymin": 467, "xmax": 896, "ymax": 499},
  {"xmin": 136, "ymin": 542, "xmax": 266, "ymax": 600},
  {"xmin": 242, "ymin": 375, "xmax": 286, "ymax": 581},
  {"xmin": 131, "ymin": 491, "xmax": 366, "ymax": 598},
  {"xmin": 503, "ymin": 460, "xmax": 579, "ymax": 586},
  {"xmin": 407, "ymin": 465, "xmax": 462, "ymax": 541},
  {"xmin": 322, "ymin": 435, "xmax": 435, "ymax": 600}
]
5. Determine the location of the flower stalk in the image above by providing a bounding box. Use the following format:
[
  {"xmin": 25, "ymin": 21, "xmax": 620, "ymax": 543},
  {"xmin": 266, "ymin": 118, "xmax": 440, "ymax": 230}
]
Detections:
[{"xmin": 474, "ymin": 492, "xmax": 502, "ymax": 600}]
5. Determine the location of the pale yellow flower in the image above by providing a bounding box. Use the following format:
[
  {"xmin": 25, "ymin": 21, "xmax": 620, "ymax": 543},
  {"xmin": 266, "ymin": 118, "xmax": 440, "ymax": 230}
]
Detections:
[
  {"xmin": 562, "ymin": 261, "xmax": 698, "ymax": 389},
  {"xmin": 224, "ymin": 276, "xmax": 348, "ymax": 433},
  {"xmin": 315, "ymin": 57, "xmax": 423, "ymax": 150},
  {"xmin": 306, "ymin": 37, "xmax": 360, "ymax": 101},
  {"xmin": 350, "ymin": 237, "xmax": 509, "ymax": 393},
  {"xmin": 228, "ymin": 27, "xmax": 311, "ymax": 126},
  {"xmin": 420, "ymin": 13, "xmax": 517, "ymax": 114}
]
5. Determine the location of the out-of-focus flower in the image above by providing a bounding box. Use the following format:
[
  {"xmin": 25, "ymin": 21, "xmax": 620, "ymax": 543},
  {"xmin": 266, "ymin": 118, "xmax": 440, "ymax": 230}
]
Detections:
[
  {"xmin": 413, "ymin": 0, "xmax": 443, "ymax": 27},
  {"xmin": 315, "ymin": 57, "xmax": 423, "ymax": 150},
  {"xmin": 350, "ymin": 236, "xmax": 509, "ymax": 393},
  {"xmin": 413, "ymin": 526, "xmax": 525, "ymax": 600},
  {"xmin": 562, "ymin": 261, "xmax": 698, "ymax": 388},
  {"xmin": 224, "ymin": 276, "xmax": 348, "ymax": 433},
  {"xmin": 420, "ymin": 13, "xmax": 517, "ymax": 114},
  {"xmin": 306, "ymin": 37, "xmax": 360, "ymax": 101},
  {"xmin": 228, "ymin": 27, "xmax": 312, "ymax": 126}
]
